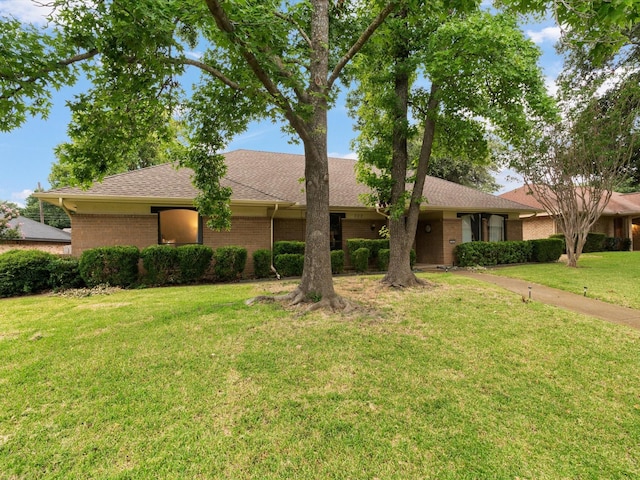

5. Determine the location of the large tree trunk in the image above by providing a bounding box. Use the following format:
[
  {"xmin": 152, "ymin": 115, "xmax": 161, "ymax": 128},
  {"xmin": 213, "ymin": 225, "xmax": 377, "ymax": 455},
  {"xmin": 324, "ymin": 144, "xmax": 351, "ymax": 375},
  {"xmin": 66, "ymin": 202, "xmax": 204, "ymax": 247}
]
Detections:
[
  {"xmin": 382, "ymin": 11, "xmax": 422, "ymax": 288},
  {"xmin": 284, "ymin": 0, "xmax": 346, "ymax": 309}
]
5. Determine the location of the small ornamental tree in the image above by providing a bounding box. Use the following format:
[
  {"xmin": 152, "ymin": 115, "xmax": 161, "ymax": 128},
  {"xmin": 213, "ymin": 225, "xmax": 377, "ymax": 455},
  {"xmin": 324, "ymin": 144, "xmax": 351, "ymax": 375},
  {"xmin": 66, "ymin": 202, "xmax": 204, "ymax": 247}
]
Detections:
[{"xmin": 0, "ymin": 202, "xmax": 21, "ymax": 240}]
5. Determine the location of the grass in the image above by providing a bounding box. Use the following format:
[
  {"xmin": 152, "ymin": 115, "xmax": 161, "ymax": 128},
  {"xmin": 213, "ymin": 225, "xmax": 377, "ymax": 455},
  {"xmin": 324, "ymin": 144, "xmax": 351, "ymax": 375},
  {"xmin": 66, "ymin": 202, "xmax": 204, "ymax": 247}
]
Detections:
[
  {"xmin": 1, "ymin": 274, "xmax": 639, "ymax": 478},
  {"xmin": 488, "ymin": 251, "xmax": 640, "ymax": 309}
]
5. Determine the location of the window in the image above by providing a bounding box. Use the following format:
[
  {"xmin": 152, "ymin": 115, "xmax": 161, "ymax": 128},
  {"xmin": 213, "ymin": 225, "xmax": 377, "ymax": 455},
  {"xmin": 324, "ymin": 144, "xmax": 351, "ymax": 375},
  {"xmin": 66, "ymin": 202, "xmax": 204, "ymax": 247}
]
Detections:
[
  {"xmin": 488, "ymin": 215, "xmax": 505, "ymax": 242},
  {"xmin": 461, "ymin": 214, "xmax": 480, "ymax": 243},
  {"xmin": 153, "ymin": 208, "xmax": 202, "ymax": 245}
]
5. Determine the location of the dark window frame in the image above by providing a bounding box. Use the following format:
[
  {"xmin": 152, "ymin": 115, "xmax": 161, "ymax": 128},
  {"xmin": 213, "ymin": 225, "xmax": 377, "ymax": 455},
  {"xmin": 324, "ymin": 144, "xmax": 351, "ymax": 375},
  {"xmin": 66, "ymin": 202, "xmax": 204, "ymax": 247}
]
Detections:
[{"xmin": 151, "ymin": 206, "xmax": 203, "ymax": 245}]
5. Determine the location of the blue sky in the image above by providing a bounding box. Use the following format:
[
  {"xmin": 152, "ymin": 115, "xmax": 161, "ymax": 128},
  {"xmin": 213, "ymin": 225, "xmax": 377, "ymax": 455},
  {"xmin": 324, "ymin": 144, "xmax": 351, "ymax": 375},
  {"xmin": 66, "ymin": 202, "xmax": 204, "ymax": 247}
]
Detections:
[{"xmin": 0, "ymin": 0, "xmax": 562, "ymax": 206}]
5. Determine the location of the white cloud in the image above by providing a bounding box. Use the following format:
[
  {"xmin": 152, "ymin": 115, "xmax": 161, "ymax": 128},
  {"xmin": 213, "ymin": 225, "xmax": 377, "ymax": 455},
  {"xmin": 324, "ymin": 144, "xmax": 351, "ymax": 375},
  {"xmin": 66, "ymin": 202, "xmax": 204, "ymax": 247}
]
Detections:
[
  {"xmin": 526, "ymin": 26, "xmax": 561, "ymax": 44},
  {"xmin": 185, "ymin": 51, "xmax": 203, "ymax": 60},
  {"xmin": 495, "ymin": 169, "xmax": 523, "ymax": 194},
  {"xmin": 11, "ymin": 189, "xmax": 33, "ymax": 207},
  {"xmin": 330, "ymin": 152, "xmax": 357, "ymax": 160},
  {"xmin": 0, "ymin": 0, "xmax": 53, "ymax": 24},
  {"xmin": 544, "ymin": 76, "xmax": 559, "ymax": 97}
]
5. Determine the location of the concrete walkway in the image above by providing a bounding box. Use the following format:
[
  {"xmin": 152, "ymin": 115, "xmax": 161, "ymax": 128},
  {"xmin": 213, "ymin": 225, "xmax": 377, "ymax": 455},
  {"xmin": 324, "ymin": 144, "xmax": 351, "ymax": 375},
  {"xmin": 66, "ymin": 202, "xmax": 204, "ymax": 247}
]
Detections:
[{"xmin": 449, "ymin": 270, "xmax": 640, "ymax": 331}]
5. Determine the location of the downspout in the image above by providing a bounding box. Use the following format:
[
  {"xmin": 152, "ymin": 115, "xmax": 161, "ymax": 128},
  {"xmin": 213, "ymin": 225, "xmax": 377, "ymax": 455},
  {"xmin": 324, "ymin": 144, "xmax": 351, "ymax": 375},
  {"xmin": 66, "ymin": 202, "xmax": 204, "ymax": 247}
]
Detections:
[{"xmin": 270, "ymin": 204, "xmax": 281, "ymax": 279}]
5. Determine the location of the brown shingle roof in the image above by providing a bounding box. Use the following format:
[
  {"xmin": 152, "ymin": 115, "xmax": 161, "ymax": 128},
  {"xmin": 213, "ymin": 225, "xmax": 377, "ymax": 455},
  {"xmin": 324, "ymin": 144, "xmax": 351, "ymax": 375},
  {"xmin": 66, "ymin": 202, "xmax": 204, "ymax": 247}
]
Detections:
[
  {"xmin": 501, "ymin": 185, "xmax": 640, "ymax": 216},
  {"xmin": 42, "ymin": 149, "xmax": 535, "ymax": 212}
]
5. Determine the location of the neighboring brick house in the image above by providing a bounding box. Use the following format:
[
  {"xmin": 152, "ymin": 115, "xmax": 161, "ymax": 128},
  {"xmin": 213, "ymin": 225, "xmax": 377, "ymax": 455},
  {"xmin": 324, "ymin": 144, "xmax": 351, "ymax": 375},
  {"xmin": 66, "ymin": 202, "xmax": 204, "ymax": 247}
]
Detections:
[
  {"xmin": 500, "ymin": 186, "xmax": 640, "ymax": 250},
  {"xmin": 0, "ymin": 216, "xmax": 71, "ymax": 255},
  {"xmin": 36, "ymin": 149, "xmax": 537, "ymax": 270}
]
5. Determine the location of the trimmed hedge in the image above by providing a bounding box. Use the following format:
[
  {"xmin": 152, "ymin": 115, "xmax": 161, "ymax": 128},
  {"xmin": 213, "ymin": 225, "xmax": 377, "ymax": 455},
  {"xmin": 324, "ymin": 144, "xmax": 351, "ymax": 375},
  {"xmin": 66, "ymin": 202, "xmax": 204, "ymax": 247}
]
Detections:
[
  {"xmin": 352, "ymin": 247, "xmax": 370, "ymax": 273},
  {"xmin": 273, "ymin": 241, "xmax": 305, "ymax": 256},
  {"xmin": 529, "ymin": 238, "xmax": 564, "ymax": 263},
  {"xmin": 79, "ymin": 246, "xmax": 140, "ymax": 288},
  {"xmin": 49, "ymin": 257, "xmax": 85, "ymax": 291},
  {"xmin": 141, "ymin": 245, "xmax": 180, "ymax": 285},
  {"xmin": 178, "ymin": 245, "xmax": 213, "ymax": 283},
  {"xmin": 550, "ymin": 232, "xmax": 608, "ymax": 253},
  {"xmin": 253, "ymin": 249, "xmax": 273, "ymax": 278},
  {"xmin": 378, "ymin": 248, "xmax": 390, "ymax": 271},
  {"xmin": 331, "ymin": 250, "xmax": 344, "ymax": 274},
  {"xmin": 0, "ymin": 249, "xmax": 57, "ymax": 297},
  {"xmin": 346, "ymin": 239, "xmax": 389, "ymax": 262},
  {"xmin": 213, "ymin": 246, "xmax": 247, "ymax": 282},
  {"xmin": 455, "ymin": 241, "xmax": 532, "ymax": 267},
  {"xmin": 274, "ymin": 253, "xmax": 304, "ymax": 277},
  {"xmin": 603, "ymin": 237, "xmax": 632, "ymax": 252}
]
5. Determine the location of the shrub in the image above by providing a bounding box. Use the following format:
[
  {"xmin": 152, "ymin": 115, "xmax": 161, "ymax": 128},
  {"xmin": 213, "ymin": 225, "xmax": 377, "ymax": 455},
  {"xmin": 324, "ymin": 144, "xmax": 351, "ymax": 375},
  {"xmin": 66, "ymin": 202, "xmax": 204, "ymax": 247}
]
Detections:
[
  {"xmin": 410, "ymin": 248, "xmax": 417, "ymax": 268},
  {"xmin": 49, "ymin": 257, "xmax": 85, "ymax": 291},
  {"xmin": 331, "ymin": 250, "xmax": 344, "ymax": 274},
  {"xmin": 352, "ymin": 247, "xmax": 370, "ymax": 273},
  {"xmin": 378, "ymin": 248, "xmax": 390, "ymax": 271},
  {"xmin": 273, "ymin": 241, "xmax": 305, "ymax": 256},
  {"xmin": 178, "ymin": 245, "xmax": 213, "ymax": 283},
  {"xmin": 141, "ymin": 245, "xmax": 180, "ymax": 285},
  {"xmin": 529, "ymin": 238, "xmax": 564, "ymax": 263},
  {"xmin": 346, "ymin": 239, "xmax": 389, "ymax": 263},
  {"xmin": 550, "ymin": 232, "xmax": 607, "ymax": 253},
  {"xmin": 603, "ymin": 237, "xmax": 632, "ymax": 252},
  {"xmin": 455, "ymin": 241, "xmax": 531, "ymax": 267},
  {"xmin": 0, "ymin": 249, "xmax": 57, "ymax": 297},
  {"xmin": 253, "ymin": 249, "xmax": 273, "ymax": 278},
  {"xmin": 213, "ymin": 246, "xmax": 247, "ymax": 282},
  {"xmin": 79, "ymin": 246, "xmax": 140, "ymax": 288},
  {"xmin": 274, "ymin": 253, "xmax": 304, "ymax": 277},
  {"xmin": 584, "ymin": 233, "xmax": 606, "ymax": 253}
]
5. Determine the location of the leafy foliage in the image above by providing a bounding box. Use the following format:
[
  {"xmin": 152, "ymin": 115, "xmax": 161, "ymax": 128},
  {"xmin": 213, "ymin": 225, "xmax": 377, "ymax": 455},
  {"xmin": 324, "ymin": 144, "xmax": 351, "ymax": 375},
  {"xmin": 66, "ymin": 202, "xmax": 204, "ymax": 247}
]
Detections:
[
  {"xmin": 352, "ymin": 247, "xmax": 370, "ymax": 273},
  {"xmin": 273, "ymin": 241, "xmax": 305, "ymax": 257},
  {"xmin": 455, "ymin": 241, "xmax": 533, "ymax": 267},
  {"xmin": 0, "ymin": 201, "xmax": 21, "ymax": 240},
  {"xmin": 213, "ymin": 246, "xmax": 247, "ymax": 282},
  {"xmin": 0, "ymin": 249, "xmax": 57, "ymax": 297},
  {"xmin": 177, "ymin": 244, "xmax": 214, "ymax": 284},
  {"xmin": 141, "ymin": 245, "xmax": 181, "ymax": 286},
  {"xmin": 330, "ymin": 249, "xmax": 345, "ymax": 275},
  {"xmin": 252, "ymin": 249, "xmax": 273, "ymax": 279},
  {"xmin": 529, "ymin": 238, "xmax": 564, "ymax": 263},
  {"xmin": 19, "ymin": 193, "xmax": 70, "ymax": 229},
  {"xmin": 274, "ymin": 253, "xmax": 304, "ymax": 277},
  {"xmin": 78, "ymin": 246, "xmax": 140, "ymax": 288}
]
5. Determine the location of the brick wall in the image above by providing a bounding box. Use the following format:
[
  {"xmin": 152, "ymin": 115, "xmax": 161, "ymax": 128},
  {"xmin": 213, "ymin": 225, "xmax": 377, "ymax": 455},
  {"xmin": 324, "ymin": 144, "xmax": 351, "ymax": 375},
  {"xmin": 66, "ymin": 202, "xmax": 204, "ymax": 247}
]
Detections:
[
  {"xmin": 522, "ymin": 216, "xmax": 555, "ymax": 240},
  {"xmin": 71, "ymin": 214, "xmax": 158, "ymax": 255},
  {"xmin": 274, "ymin": 219, "xmax": 305, "ymax": 243},
  {"xmin": 71, "ymin": 214, "xmax": 271, "ymax": 275},
  {"xmin": 506, "ymin": 220, "xmax": 523, "ymax": 241},
  {"xmin": 202, "ymin": 216, "xmax": 271, "ymax": 274}
]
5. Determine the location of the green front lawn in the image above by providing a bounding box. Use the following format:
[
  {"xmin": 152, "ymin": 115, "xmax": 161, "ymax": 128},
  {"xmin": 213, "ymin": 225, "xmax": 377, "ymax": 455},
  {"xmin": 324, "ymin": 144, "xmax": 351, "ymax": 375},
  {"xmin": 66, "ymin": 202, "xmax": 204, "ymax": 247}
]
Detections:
[
  {"xmin": 1, "ymin": 275, "xmax": 639, "ymax": 478},
  {"xmin": 489, "ymin": 251, "xmax": 640, "ymax": 309}
]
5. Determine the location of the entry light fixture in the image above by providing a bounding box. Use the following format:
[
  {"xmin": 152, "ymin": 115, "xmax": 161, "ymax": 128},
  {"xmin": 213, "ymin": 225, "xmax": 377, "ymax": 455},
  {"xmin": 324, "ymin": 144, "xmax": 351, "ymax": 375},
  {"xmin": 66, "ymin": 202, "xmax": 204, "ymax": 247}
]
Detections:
[{"xmin": 425, "ymin": 224, "xmax": 432, "ymax": 233}]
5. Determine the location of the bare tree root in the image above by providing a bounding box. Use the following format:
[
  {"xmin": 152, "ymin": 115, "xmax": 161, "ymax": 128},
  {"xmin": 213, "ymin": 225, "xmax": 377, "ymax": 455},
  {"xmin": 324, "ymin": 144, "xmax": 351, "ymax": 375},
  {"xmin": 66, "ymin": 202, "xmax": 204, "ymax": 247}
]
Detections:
[
  {"xmin": 246, "ymin": 287, "xmax": 356, "ymax": 312},
  {"xmin": 380, "ymin": 274, "xmax": 431, "ymax": 289}
]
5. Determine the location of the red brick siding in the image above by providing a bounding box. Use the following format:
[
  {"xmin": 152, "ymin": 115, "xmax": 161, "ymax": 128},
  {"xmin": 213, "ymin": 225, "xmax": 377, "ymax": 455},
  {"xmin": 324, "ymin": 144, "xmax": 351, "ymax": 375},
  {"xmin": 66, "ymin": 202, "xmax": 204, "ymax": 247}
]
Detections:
[
  {"xmin": 274, "ymin": 219, "xmax": 305, "ymax": 243},
  {"xmin": 522, "ymin": 216, "xmax": 556, "ymax": 240},
  {"xmin": 506, "ymin": 220, "xmax": 523, "ymax": 241},
  {"xmin": 71, "ymin": 214, "xmax": 157, "ymax": 255},
  {"xmin": 71, "ymin": 214, "xmax": 271, "ymax": 275}
]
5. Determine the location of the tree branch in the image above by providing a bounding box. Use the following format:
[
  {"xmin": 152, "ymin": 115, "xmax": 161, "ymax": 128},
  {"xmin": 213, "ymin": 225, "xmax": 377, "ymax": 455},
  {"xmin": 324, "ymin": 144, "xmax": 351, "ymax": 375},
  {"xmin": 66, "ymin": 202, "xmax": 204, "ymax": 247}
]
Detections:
[
  {"xmin": 328, "ymin": 2, "xmax": 398, "ymax": 88},
  {"xmin": 1, "ymin": 49, "xmax": 99, "ymax": 100},
  {"xmin": 164, "ymin": 56, "xmax": 243, "ymax": 90},
  {"xmin": 274, "ymin": 11, "xmax": 312, "ymax": 49},
  {"xmin": 204, "ymin": 0, "xmax": 312, "ymax": 142}
]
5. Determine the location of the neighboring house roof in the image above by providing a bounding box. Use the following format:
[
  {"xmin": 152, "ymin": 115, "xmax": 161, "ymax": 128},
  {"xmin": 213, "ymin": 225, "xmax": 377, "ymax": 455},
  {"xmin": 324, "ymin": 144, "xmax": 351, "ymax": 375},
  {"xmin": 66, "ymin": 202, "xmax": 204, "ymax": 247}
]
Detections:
[
  {"xmin": 501, "ymin": 185, "xmax": 640, "ymax": 216},
  {"xmin": 7, "ymin": 216, "xmax": 71, "ymax": 243},
  {"xmin": 38, "ymin": 149, "xmax": 536, "ymax": 213}
]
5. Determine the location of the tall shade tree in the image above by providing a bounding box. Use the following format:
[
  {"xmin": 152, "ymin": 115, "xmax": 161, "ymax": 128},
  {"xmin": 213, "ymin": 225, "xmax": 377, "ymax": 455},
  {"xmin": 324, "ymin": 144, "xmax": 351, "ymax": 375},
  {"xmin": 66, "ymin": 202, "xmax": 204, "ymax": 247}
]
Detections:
[
  {"xmin": 513, "ymin": 78, "xmax": 640, "ymax": 267},
  {"xmin": 348, "ymin": 7, "xmax": 556, "ymax": 287},
  {"xmin": 0, "ymin": 0, "xmax": 397, "ymax": 309}
]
